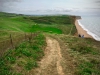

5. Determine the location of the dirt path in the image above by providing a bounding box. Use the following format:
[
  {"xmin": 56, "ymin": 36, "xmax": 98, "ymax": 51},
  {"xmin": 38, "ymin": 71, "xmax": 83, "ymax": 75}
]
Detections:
[{"xmin": 34, "ymin": 37, "xmax": 65, "ymax": 75}]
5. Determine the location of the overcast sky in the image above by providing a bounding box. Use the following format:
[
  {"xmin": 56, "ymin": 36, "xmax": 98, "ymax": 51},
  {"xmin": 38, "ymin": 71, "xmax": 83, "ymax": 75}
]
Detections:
[{"xmin": 0, "ymin": 0, "xmax": 100, "ymax": 16}]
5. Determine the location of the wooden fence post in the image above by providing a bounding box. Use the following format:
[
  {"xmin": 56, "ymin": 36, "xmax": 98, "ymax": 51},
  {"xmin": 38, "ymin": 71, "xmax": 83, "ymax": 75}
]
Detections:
[
  {"xmin": 10, "ymin": 34, "xmax": 13, "ymax": 48},
  {"xmin": 31, "ymin": 32, "xmax": 32, "ymax": 39},
  {"xmin": 25, "ymin": 33, "xmax": 26, "ymax": 40}
]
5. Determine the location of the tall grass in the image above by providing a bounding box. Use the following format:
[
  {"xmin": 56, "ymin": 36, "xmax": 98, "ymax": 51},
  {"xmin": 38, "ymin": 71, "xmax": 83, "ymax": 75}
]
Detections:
[
  {"xmin": 0, "ymin": 34, "xmax": 46, "ymax": 75},
  {"xmin": 60, "ymin": 35, "xmax": 100, "ymax": 75}
]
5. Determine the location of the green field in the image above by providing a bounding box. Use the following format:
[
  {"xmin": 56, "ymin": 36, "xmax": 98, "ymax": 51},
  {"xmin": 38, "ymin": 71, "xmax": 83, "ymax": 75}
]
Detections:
[
  {"xmin": 0, "ymin": 12, "xmax": 74, "ymax": 32},
  {"xmin": 0, "ymin": 12, "xmax": 76, "ymax": 41}
]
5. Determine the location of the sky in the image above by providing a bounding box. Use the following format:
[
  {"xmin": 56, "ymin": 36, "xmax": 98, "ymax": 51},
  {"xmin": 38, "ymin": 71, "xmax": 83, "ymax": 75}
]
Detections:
[{"xmin": 0, "ymin": 0, "xmax": 100, "ymax": 16}]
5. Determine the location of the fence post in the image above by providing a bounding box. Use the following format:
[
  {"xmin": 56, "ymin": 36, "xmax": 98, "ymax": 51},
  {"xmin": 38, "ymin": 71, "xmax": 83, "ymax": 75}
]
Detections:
[
  {"xmin": 2, "ymin": 41, "xmax": 5, "ymax": 56},
  {"xmin": 31, "ymin": 32, "xmax": 32, "ymax": 39},
  {"xmin": 25, "ymin": 33, "xmax": 26, "ymax": 40},
  {"xmin": 10, "ymin": 34, "xmax": 13, "ymax": 48}
]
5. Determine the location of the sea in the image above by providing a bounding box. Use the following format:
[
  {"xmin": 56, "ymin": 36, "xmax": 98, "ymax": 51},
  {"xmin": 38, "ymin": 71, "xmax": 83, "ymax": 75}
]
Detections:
[{"xmin": 77, "ymin": 16, "xmax": 100, "ymax": 41}]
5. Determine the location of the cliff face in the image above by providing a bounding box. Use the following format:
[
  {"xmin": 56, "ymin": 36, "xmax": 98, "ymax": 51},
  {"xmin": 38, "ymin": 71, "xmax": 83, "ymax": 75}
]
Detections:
[
  {"xmin": 69, "ymin": 15, "xmax": 81, "ymax": 25},
  {"xmin": 69, "ymin": 15, "xmax": 81, "ymax": 36},
  {"xmin": 75, "ymin": 16, "xmax": 81, "ymax": 19}
]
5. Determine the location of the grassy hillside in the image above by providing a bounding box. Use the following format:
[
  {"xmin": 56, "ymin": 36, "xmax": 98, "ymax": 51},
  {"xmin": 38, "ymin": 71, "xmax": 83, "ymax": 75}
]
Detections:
[
  {"xmin": 0, "ymin": 12, "xmax": 74, "ymax": 32},
  {"xmin": 46, "ymin": 34, "xmax": 100, "ymax": 75},
  {"xmin": 60, "ymin": 35, "xmax": 100, "ymax": 75},
  {"xmin": 0, "ymin": 12, "xmax": 76, "ymax": 74},
  {"xmin": 1, "ymin": 12, "xmax": 99, "ymax": 75},
  {"xmin": 23, "ymin": 15, "xmax": 72, "ymax": 24},
  {"xmin": 0, "ymin": 12, "xmax": 76, "ymax": 41}
]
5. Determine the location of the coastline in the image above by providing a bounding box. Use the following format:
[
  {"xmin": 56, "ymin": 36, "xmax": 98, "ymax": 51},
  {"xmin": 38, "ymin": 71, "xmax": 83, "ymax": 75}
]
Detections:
[{"xmin": 75, "ymin": 19, "xmax": 93, "ymax": 39}]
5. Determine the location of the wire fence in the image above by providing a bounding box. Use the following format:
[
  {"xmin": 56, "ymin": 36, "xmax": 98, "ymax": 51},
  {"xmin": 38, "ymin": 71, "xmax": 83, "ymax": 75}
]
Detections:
[{"xmin": 0, "ymin": 32, "xmax": 38, "ymax": 57}]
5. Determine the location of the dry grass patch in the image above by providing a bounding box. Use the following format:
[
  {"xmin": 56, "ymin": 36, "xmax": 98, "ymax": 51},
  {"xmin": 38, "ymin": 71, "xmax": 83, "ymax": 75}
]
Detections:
[{"xmin": 60, "ymin": 35, "xmax": 100, "ymax": 75}]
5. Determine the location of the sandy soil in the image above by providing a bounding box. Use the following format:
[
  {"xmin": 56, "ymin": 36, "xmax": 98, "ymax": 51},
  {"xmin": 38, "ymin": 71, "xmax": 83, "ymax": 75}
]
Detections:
[
  {"xmin": 75, "ymin": 20, "xmax": 93, "ymax": 38},
  {"xmin": 29, "ymin": 37, "xmax": 64, "ymax": 75}
]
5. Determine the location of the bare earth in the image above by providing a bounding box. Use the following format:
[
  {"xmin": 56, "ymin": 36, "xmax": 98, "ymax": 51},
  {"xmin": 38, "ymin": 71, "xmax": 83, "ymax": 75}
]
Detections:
[
  {"xmin": 29, "ymin": 37, "xmax": 65, "ymax": 75},
  {"xmin": 75, "ymin": 20, "xmax": 93, "ymax": 38}
]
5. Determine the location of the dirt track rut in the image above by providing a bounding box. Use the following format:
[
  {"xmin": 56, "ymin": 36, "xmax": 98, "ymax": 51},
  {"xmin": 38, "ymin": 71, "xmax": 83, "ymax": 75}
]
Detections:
[{"xmin": 35, "ymin": 37, "xmax": 64, "ymax": 75}]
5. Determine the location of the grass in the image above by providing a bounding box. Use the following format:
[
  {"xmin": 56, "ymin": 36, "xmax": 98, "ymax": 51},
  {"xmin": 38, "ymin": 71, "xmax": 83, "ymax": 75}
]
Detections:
[
  {"xmin": 2, "ymin": 12, "xmax": 99, "ymax": 75},
  {"xmin": 0, "ymin": 17, "xmax": 31, "ymax": 32},
  {"xmin": 78, "ymin": 61, "xmax": 100, "ymax": 75},
  {"xmin": 0, "ymin": 12, "xmax": 74, "ymax": 33},
  {"xmin": 0, "ymin": 34, "xmax": 46, "ymax": 75},
  {"xmin": 57, "ymin": 24, "xmax": 76, "ymax": 35},
  {"xmin": 23, "ymin": 15, "xmax": 72, "ymax": 25},
  {"xmin": 30, "ymin": 25, "xmax": 62, "ymax": 34},
  {"xmin": 59, "ymin": 35, "xmax": 100, "ymax": 75},
  {"xmin": 0, "ymin": 12, "xmax": 75, "ymax": 43},
  {"xmin": 0, "ymin": 13, "xmax": 66, "ymax": 42}
]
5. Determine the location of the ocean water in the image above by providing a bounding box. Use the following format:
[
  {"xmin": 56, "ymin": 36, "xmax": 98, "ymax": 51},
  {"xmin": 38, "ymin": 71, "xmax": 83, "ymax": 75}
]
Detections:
[{"xmin": 78, "ymin": 16, "xmax": 100, "ymax": 41}]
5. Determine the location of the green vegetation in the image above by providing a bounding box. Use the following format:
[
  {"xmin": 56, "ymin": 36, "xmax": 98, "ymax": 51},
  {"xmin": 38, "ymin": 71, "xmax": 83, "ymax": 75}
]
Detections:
[
  {"xmin": 0, "ymin": 12, "xmax": 75, "ymax": 75},
  {"xmin": 60, "ymin": 35, "xmax": 100, "ymax": 75},
  {"xmin": 23, "ymin": 15, "xmax": 72, "ymax": 25},
  {"xmin": 30, "ymin": 25, "xmax": 62, "ymax": 34},
  {"xmin": 0, "ymin": 34, "xmax": 46, "ymax": 75},
  {"xmin": 56, "ymin": 24, "xmax": 76, "ymax": 35},
  {"xmin": 1, "ymin": 12, "xmax": 99, "ymax": 75},
  {"xmin": 0, "ymin": 12, "xmax": 75, "ymax": 41},
  {"xmin": 0, "ymin": 12, "xmax": 73, "ymax": 33}
]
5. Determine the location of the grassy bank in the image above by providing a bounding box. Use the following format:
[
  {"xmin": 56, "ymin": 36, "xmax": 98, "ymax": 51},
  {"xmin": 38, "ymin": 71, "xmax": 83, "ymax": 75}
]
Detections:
[
  {"xmin": 0, "ymin": 34, "xmax": 46, "ymax": 75},
  {"xmin": 60, "ymin": 35, "xmax": 100, "ymax": 75},
  {"xmin": 46, "ymin": 33, "xmax": 100, "ymax": 75}
]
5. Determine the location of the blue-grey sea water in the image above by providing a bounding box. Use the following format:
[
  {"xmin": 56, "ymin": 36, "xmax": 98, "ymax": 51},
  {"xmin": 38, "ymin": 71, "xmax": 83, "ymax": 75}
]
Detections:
[{"xmin": 78, "ymin": 16, "xmax": 100, "ymax": 41}]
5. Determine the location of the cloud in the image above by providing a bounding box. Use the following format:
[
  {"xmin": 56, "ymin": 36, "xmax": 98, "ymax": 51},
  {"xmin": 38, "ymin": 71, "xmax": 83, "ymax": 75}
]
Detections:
[
  {"xmin": 0, "ymin": 0, "xmax": 100, "ymax": 15},
  {"xmin": 0, "ymin": 0, "xmax": 20, "ymax": 5},
  {"xmin": 48, "ymin": 7, "xmax": 79, "ymax": 13},
  {"xmin": 85, "ymin": 7, "xmax": 100, "ymax": 9},
  {"xmin": 33, "ymin": 8, "xmax": 75, "ymax": 13},
  {"xmin": 48, "ymin": 9, "xmax": 72, "ymax": 12},
  {"xmin": 9, "ymin": 6, "xmax": 76, "ymax": 13},
  {"xmin": 94, "ymin": 1, "xmax": 100, "ymax": 3},
  {"xmin": 0, "ymin": 0, "xmax": 20, "ymax": 3},
  {"xmin": 0, "ymin": 0, "xmax": 21, "ymax": 11},
  {"xmin": 93, "ymin": 0, "xmax": 100, "ymax": 6}
]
